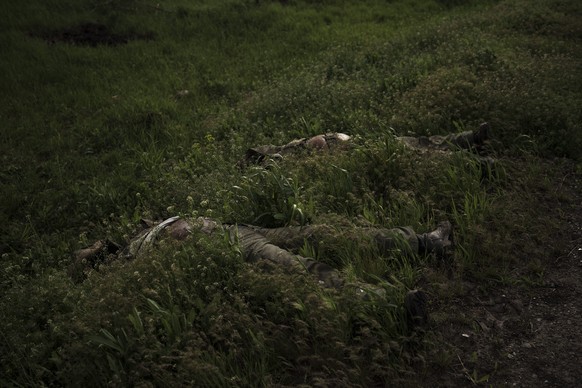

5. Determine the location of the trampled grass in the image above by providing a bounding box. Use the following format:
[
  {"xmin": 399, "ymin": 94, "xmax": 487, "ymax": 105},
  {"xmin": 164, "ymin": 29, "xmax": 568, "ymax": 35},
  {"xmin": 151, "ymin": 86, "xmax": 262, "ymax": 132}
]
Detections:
[{"xmin": 1, "ymin": 0, "xmax": 581, "ymax": 385}]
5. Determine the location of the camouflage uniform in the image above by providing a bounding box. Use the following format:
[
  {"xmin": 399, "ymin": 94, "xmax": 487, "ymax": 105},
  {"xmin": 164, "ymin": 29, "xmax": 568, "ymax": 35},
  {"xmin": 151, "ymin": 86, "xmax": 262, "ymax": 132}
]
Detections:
[
  {"xmin": 397, "ymin": 123, "xmax": 495, "ymax": 178},
  {"xmin": 74, "ymin": 126, "xmax": 479, "ymax": 324},
  {"xmin": 91, "ymin": 217, "xmax": 450, "ymax": 289},
  {"xmin": 238, "ymin": 133, "xmax": 351, "ymax": 168},
  {"xmin": 396, "ymin": 122, "xmax": 491, "ymax": 152},
  {"xmin": 232, "ymin": 223, "xmax": 430, "ymax": 290},
  {"xmin": 239, "ymin": 124, "xmax": 491, "ymax": 168},
  {"xmin": 72, "ymin": 217, "xmax": 448, "ymax": 327}
]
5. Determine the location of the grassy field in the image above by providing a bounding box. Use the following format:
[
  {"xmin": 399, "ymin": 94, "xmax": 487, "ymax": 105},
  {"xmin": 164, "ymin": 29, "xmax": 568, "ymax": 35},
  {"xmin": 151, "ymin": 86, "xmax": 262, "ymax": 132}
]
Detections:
[{"xmin": 1, "ymin": 0, "xmax": 581, "ymax": 386}]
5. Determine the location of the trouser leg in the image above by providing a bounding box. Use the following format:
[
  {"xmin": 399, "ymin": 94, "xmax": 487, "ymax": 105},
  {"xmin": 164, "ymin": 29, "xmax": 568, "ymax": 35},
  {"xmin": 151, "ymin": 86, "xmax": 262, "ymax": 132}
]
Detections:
[
  {"xmin": 441, "ymin": 123, "xmax": 490, "ymax": 151},
  {"xmin": 441, "ymin": 130, "xmax": 477, "ymax": 150},
  {"xmin": 242, "ymin": 225, "xmax": 323, "ymax": 251},
  {"xmin": 372, "ymin": 226, "xmax": 420, "ymax": 256},
  {"xmin": 415, "ymin": 221, "xmax": 453, "ymax": 257},
  {"xmin": 252, "ymin": 224, "xmax": 421, "ymax": 257},
  {"xmin": 230, "ymin": 225, "xmax": 344, "ymax": 288},
  {"xmin": 223, "ymin": 223, "xmax": 434, "ymax": 324}
]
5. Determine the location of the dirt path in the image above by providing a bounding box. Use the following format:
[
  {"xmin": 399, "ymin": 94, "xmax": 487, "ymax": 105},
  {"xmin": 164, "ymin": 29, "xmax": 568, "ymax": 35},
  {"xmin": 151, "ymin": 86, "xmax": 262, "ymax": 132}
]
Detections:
[
  {"xmin": 423, "ymin": 159, "xmax": 582, "ymax": 387},
  {"xmin": 494, "ymin": 175, "xmax": 582, "ymax": 387},
  {"xmin": 493, "ymin": 240, "xmax": 582, "ymax": 387}
]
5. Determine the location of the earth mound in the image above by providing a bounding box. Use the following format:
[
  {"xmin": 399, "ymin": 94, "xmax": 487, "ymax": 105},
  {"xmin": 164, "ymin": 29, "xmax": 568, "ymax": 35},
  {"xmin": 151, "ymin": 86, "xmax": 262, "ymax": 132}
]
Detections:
[{"xmin": 32, "ymin": 22, "xmax": 154, "ymax": 46}]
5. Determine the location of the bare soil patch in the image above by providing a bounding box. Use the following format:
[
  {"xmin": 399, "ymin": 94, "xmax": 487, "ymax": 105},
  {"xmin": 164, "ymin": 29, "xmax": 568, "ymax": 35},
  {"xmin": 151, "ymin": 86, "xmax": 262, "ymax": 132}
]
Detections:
[
  {"xmin": 422, "ymin": 158, "xmax": 582, "ymax": 387},
  {"xmin": 32, "ymin": 22, "xmax": 154, "ymax": 46}
]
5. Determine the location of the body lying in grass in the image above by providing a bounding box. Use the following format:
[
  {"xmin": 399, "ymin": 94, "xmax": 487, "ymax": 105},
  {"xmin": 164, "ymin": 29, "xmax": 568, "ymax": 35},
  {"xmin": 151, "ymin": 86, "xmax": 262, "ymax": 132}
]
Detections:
[
  {"xmin": 239, "ymin": 122, "xmax": 492, "ymax": 167},
  {"xmin": 70, "ymin": 127, "xmax": 494, "ymax": 328},
  {"xmin": 71, "ymin": 216, "xmax": 453, "ymax": 328}
]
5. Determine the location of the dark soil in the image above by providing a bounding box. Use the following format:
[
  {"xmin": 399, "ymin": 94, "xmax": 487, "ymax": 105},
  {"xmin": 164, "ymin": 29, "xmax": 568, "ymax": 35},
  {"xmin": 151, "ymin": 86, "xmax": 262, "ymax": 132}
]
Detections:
[
  {"xmin": 421, "ymin": 159, "xmax": 582, "ymax": 387},
  {"xmin": 32, "ymin": 22, "xmax": 154, "ymax": 46}
]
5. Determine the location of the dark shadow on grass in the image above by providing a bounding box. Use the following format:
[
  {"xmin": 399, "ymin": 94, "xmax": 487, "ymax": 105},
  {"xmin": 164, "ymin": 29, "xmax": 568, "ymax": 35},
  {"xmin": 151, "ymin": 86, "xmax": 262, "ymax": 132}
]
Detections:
[{"xmin": 31, "ymin": 22, "xmax": 154, "ymax": 47}]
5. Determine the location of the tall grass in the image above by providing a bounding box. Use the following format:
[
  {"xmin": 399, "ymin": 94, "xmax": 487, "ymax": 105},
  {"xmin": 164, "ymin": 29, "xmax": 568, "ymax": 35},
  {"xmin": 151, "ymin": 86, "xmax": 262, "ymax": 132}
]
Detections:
[{"xmin": 1, "ymin": 0, "xmax": 581, "ymax": 385}]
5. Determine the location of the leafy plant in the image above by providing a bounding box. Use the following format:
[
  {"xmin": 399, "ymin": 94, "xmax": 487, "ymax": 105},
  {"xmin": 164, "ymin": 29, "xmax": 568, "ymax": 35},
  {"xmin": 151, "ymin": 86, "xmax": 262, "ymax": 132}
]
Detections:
[
  {"xmin": 231, "ymin": 161, "xmax": 311, "ymax": 226},
  {"xmin": 1, "ymin": 0, "xmax": 581, "ymax": 385}
]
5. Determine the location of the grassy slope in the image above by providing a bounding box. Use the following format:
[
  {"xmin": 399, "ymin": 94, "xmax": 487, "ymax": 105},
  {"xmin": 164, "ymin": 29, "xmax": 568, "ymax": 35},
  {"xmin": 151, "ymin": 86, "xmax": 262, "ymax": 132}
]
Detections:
[{"xmin": 1, "ymin": 0, "xmax": 581, "ymax": 386}]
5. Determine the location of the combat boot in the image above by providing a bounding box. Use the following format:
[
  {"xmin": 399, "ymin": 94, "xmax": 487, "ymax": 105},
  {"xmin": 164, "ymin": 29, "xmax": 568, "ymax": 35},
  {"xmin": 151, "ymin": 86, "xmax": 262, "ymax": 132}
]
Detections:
[
  {"xmin": 405, "ymin": 289, "xmax": 428, "ymax": 328},
  {"xmin": 419, "ymin": 221, "xmax": 453, "ymax": 258},
  {"xmin": 473, "ymin": 122, "xmax": 490, "ymax": 145}
]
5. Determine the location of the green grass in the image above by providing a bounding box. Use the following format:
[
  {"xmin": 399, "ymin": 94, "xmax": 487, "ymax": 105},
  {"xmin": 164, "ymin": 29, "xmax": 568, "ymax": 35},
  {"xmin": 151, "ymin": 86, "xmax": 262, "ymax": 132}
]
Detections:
[{"xmin": 1, "ymin": 0, "xmax": 581, "ymax": 385}]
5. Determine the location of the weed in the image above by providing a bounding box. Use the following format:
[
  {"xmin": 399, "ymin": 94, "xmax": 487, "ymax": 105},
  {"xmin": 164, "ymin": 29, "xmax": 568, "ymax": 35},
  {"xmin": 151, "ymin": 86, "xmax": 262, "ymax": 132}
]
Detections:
[
  {"xmin": 231, "ymin": 161, "xmax": 311, "ymax": 226},
  {"xmin": 1, "ymin": 0, "xmax": 581, "ymax": 385}
]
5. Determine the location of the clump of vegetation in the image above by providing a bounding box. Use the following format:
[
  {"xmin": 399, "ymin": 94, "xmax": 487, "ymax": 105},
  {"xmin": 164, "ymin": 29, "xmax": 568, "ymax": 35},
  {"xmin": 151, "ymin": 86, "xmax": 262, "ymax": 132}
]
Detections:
[{"xmin": 1, "ymin": 0, "xmax": 580, "ymax": 385}]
